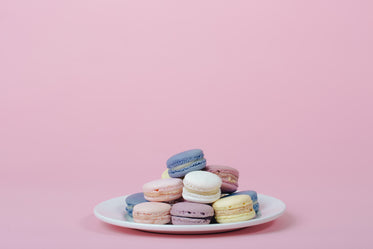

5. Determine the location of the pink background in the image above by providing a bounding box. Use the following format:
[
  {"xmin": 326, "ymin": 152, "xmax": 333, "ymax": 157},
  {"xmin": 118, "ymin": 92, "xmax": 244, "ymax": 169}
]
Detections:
[{"xmin": 1, "ymin": 0, "xmax": 373, "ymax": 248}]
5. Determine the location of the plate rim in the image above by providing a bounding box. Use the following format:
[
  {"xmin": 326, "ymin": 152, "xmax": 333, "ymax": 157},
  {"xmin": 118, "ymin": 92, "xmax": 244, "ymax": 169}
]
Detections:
[{"xmin": 94, "ymin": 193, "xmax": 286, "ymax": 233}]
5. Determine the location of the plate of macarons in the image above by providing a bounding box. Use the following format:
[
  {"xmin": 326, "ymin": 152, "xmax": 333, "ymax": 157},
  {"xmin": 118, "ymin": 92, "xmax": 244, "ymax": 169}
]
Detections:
[{"xmin": 94, "ymin": 149, "xmax": 286, "ymax": 234}]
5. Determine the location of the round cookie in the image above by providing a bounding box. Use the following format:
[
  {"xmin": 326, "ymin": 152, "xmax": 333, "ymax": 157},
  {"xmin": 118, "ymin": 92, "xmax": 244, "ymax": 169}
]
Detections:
[
  {"xmin": 133, "ymin": 202, "xmax": 171, "ymax": 224},
  {"xmin": 212, "ymin": 195, "xmax": 256, "ymax": 223},
  {"xmin": 170, "ymin": 202, "xmax": 214, "ymax": 225},
  {"xmin": 182, "ymin": 171, "xmax": 222, "ymax": 203},
  {"xmin": 166, "ymin": 149, "xmax": 206, "ymax": 178},
  {"xmin": 143, "ymin": 178, "xmax": 183, "ymax": 202}
]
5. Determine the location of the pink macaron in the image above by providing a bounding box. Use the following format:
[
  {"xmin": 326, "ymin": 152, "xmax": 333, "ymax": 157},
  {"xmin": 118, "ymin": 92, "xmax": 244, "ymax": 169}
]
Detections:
[
  {"xmin": 133, "ymin": 202, "xmax": 171, "ymax": 224},
  {"xmin": 143, "ymin": 178, "xmax": 183, "ymax": 202},
  {"xmin": 205, "ymin": 165, "xmax": 239, "ymax": 193}
]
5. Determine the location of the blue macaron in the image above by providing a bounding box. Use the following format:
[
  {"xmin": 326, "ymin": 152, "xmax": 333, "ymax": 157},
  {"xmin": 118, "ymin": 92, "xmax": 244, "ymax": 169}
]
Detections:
[
  {"xmin": 224, "ymin": 190, "xmax": 260, "ymax": 213},
  {"xmin": 125, "ymin": 192, "xmax": 148, "ymax": 217},
  {"xmin": 166, "ymin": 149, "xmax": 206, "ymax": 178}
]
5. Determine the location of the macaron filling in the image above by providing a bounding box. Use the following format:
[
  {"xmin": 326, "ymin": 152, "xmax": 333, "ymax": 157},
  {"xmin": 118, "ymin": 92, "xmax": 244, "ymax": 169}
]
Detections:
[
  {"xmin": 183, "ymin": 186, "xmax": 220, "ymax": 196},
  {"xmin": 169, "ymin": 159, "xmax": 205, "ymax": 171},
  {"xmin": 219, "ymin": 173, "xmax": 238, "ymax": 186},
  {"xmin": 168, "ymin": 158, "xmax": 206, "ymax": 177},
  {"xmin": 182, "ymin": 187, "xmax": 221, "ymax": 203}
]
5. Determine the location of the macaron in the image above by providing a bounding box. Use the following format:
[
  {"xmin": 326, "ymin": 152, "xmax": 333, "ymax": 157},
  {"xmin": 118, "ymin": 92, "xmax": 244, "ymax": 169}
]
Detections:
[
  {"xmin": 161, "ymin": 169, "xmax": 171, "ymax": 179},
  {"xmin": 182, "ymin": 171, "xmax": 222, "ymax": 203},
  {"xmin": 212, "ymin": 195, "xmax": 256, "ymax": 223},
  {"xmin": 125, "ymin": 192, "xmax": 148, "ymax": 217},
  {"xmin": 170, "ymin": 202, "xmax": 214, "ymax": 225},
  {"xmin": 224, "ymin": 190, "xmax": 259, "ymax": 213},
  {"xmin": 205, "ymin": 165, "xmax": 239, "ymax": 193},
  {"xmin": 166, "ymin": 149, "xmax": 206, "ymax": 178},
  {"xmin": 143, "ymin": 178, "xmax": 183, "ymax": 202},
  {"xmin": 133, "ymin": 202, "xmax": 171, "ymax": 224}
]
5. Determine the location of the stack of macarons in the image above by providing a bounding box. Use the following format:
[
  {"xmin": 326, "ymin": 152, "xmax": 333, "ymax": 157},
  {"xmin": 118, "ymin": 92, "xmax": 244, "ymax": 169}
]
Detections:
[{"xmin": 126, "ymin": 149, "xmax": 260, "ymax": 225}]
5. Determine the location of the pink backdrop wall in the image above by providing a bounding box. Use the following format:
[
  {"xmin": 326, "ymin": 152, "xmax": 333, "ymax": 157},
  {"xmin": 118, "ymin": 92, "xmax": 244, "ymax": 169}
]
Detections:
[{"xmin": 1, "ymin": 0, "xmax": 372, "ymax": 248}]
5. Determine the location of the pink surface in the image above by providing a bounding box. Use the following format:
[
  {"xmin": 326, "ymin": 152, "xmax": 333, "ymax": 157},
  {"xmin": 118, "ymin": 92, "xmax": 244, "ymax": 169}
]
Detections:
[{"xmin": 1, "ymin": 0, "xmax": 372, "ymax": 248}]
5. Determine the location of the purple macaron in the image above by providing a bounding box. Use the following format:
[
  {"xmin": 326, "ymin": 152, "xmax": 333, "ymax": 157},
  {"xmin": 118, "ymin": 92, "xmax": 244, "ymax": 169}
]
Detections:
[{"xmin": 170, "ymin": 202, "xmax": 214, "ymax": 225}]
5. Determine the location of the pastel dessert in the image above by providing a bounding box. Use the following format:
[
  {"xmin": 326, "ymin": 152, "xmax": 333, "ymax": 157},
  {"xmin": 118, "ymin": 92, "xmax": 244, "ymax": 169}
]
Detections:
[
  {"xmin": 182, "ymin": 171, "xmax": 222, "ymax": 203},
  {"xmin": 166, "ymin": 149, "xmax": 206, "ymax": 178},
  {"xmin": 224, "ymin": 190, "xmax": 259, "ymax": 213},
  {"xmin": 125, "ymin": 192, "xmax": 148, "ymax": 217},
  {"xmin": 170, "ymin": 202, "xmax": 214, "ymax": 225},
  {"xmin": 133, "ymin": 202, "xmax": 171, "ymax": 224},
  {"xmin": 161, "ymin": 169, "xmax": 171, "ymax": 179},
  {"xmin": 143, "ymin": 178, "xmax": 183, "ymax": 202},
  {"xmin": 205, "ymin": 165, "xmax": 239, "ymax": 193},
  {"xmin": 212, "ymin": 195, "xmax": 256, "ymax": 223}
]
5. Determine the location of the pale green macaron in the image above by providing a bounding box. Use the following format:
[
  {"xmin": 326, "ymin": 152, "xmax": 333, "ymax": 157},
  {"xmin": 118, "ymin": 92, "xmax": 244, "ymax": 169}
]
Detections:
[{"xmin": 161, "ymin": 169, "xmax": 171, "ymax": 179}]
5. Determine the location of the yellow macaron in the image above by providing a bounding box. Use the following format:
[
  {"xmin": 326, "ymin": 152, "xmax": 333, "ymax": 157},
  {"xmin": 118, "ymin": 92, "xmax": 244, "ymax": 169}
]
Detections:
[
  {"xmin": 212, "ymin": 195, "xmax": 256, "ymax": 223},
  {"xmin": 161, "ymin": 169, "xmax": 171, "ymax": 179}
]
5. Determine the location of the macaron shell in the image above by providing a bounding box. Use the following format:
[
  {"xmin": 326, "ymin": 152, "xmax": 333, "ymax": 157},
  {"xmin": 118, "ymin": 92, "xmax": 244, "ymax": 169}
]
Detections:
[
  {"xmin": 183, "ymin": 171, "xmax": 222, "ymax": 192},
  {"xmin": 253, "ymin": 201, "xmax": 259, "ymax": 213},
  {"xmin": 145, "ymin": 193, "xmax": 182, "ymax": 202},
  {"xmin": 226, "ymin": 190, "xmax": 258, "ymax": 202},
  {"xmin": 221, "ymin": 182, "xmax": 238, "ymax": 193},
  {"xmin": 171, "ymin": 216, "xmax": 212, "ymax": 225},
  {"xmin": 213, "ymin": 195, "xmax": 252, "ymax": 209},
  {"xmin": 182, "ymin": 187, "xmax": 221, "ymax": 203}
]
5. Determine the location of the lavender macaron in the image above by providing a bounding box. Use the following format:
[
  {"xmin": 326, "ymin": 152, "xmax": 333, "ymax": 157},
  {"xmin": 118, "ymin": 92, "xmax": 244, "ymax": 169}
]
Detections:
[{"xmin": 170, "ymin": 202, "xmax": 214, "ymax": 225}]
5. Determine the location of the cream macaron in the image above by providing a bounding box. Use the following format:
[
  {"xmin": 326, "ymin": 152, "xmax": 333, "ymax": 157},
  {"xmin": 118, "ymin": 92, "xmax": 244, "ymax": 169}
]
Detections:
[
  {"xmin": 212, "ymin": 195, "xmax": 256, "ymax": 223},
  {"xmin": 182, "ymin": 171, "xmax": 222, "ymax": 203}
]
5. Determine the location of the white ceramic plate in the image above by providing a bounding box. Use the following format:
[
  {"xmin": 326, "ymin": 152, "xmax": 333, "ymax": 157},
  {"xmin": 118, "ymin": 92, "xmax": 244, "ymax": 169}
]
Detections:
[{"xmin": 94, "ymin": 193, "xmax": 286, "ymax": 234}]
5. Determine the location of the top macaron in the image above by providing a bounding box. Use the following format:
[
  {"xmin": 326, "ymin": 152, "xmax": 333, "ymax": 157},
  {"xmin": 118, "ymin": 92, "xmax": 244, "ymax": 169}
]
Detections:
[
  {"xmin": 143, "ymin": 178, "xmax": 183, "ymax": 202},
  {"xmin": 166, "ymin": 149, "xmax": 206, "ymax": 178}
]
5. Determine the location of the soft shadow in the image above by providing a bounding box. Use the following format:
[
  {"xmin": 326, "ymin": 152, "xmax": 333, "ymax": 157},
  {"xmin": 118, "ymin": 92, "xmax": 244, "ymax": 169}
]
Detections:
[
  {"xmin": 80, "ymin": 214, "xmax": 147, "ymax": 236},
  {"xmin": 80, "ymin": 212, "xmax": 295, "ymax": 238},
  {"xmin": 235, "ymin": 212, "xmax": 296, "ymax": 235}
]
